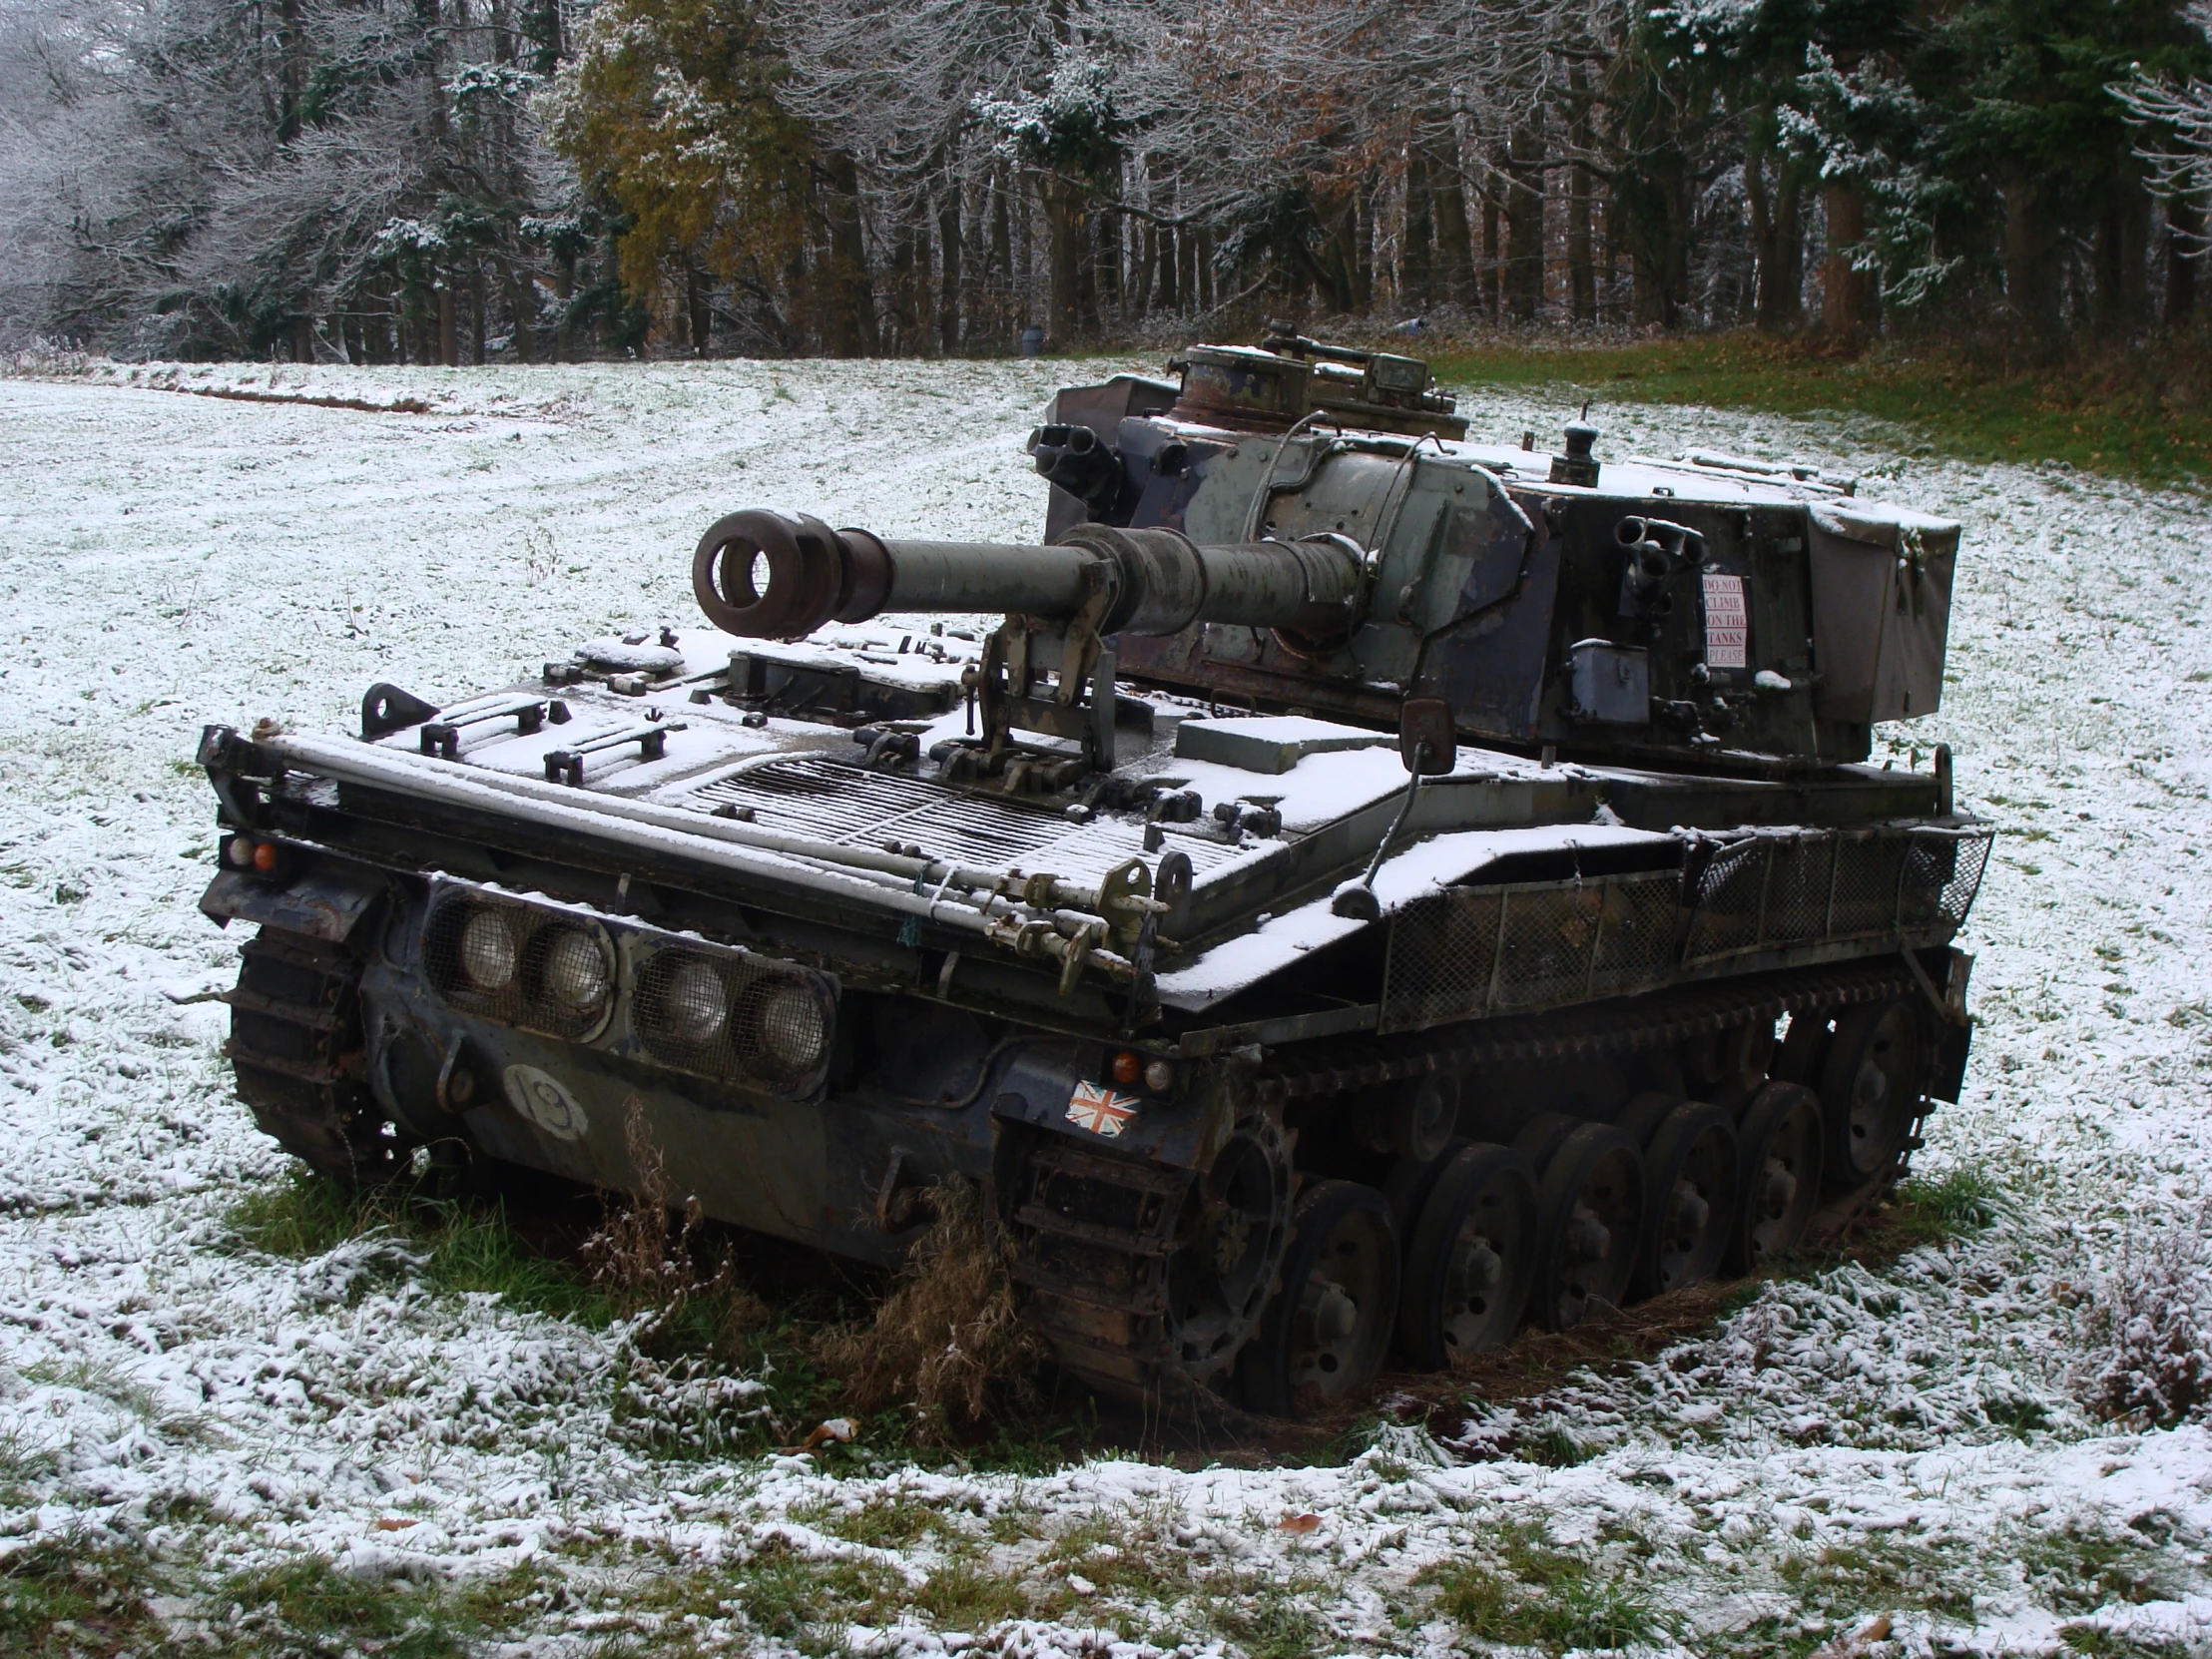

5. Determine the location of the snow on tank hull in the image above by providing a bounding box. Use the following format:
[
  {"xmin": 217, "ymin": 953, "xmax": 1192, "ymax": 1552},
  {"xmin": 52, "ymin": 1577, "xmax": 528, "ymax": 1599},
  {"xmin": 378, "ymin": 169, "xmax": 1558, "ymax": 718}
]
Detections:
[{"xmin": 198, "ymin": 335, "xmax": 1987, "ymax": 1417}]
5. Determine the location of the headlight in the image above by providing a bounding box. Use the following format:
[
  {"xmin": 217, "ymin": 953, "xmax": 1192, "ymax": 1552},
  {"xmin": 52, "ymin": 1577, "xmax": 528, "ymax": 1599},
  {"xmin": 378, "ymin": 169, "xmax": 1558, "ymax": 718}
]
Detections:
[
  {"xmin": 460, "ymin": 909, "xmax": 518, "ymax": 990},
  {"xmin": 541, "ymin": 928, "xmax": 610, "ymax": 1013},
  {"xmin": 757, "ymin": 982, "xmax": 827, "ymax": 1073},
  {"xmin": 663, "ymin": 958, "xmax": 729, "ymax": 1043}
]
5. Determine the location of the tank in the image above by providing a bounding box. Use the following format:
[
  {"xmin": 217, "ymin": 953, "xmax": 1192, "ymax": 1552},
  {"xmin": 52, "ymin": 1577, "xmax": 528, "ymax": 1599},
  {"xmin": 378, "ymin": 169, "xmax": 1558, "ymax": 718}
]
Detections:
[{"xmin": 195, "ymin": 331, "xmax": 1988, "ymax": 1418}]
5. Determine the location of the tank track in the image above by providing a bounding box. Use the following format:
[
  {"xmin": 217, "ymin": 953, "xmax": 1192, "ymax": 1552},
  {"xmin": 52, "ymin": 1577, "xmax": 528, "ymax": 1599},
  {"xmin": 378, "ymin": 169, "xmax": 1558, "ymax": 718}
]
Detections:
[
  {"xmin": 1007, "ymin": 1136, "xmax": 1199, "ymax": 1394},
  {"xmin": 221, "ymin": 927, "xmax": 406, "ymax": 1182},
  {"xmin": 1252, "ymin": 956, "xmax": 1921, "ymax": 1106},
  {"xmin": 1010, "ymin": 956, "xmax": 1928, "ymax": 1401}
]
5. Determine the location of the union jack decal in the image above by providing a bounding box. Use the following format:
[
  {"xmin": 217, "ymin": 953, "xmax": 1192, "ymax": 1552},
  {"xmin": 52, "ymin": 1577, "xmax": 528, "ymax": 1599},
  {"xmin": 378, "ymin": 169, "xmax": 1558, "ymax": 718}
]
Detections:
[{"xmin": 1065, "ymin": 1080, "xmax": 1139, "ymax": 1138}]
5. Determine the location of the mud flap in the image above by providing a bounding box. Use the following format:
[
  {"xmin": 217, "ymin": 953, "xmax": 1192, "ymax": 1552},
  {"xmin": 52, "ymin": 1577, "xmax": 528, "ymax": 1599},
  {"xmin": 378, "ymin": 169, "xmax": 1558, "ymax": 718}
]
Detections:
[
  {"xmin": 201, "ymin": 865, "xmax": 383, "ymax": 942},
  {"xmin": 1930, "ymin": 948, "xmax": 1974, "ymax": 1104}
]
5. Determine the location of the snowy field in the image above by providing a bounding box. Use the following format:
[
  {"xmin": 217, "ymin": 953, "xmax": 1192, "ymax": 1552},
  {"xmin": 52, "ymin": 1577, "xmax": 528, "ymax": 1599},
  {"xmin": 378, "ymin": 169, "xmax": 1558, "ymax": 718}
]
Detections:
[{"xmin": 2, "ymin": 355, "xmax": 2211, "ymax": 1657}]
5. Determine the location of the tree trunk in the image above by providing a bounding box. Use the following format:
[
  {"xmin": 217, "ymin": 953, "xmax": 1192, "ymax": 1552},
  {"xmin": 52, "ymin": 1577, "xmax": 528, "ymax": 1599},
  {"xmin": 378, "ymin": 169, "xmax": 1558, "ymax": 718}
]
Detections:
[
  {"xmin": 1196, "ymin": 227, "xmax": 1214, "ymax": 310},
  {"xmin": 885, "ymin": 219, "xmax": 917, "ymax": 354},
  {"xmin": 553, "ymin": 259, "xmax": 573, "ymax": 362},
  {"xmin": 277, "ymin": 0, "xmax": 308, "ymax": 142},
  {"xmin": 1095, "ymin": 204, "xmax": 1119, "ymax": 326},
  {"xmin": 1402, "ymin": 147, "xmax": 1434, "ymax": 309},
  {"xmin": 1481, "ymin": 182, "xmax": 1502, "ymax": 321},
  {"xmin": 686, "ymin": 264, "xmax": 711, "ymax": 356},
  {"xmin": 437, "ymin": 284, "xmax": 458, "ymax": 366},
  {"xmin": 989, "ymin": 168, "xmax": 1013, "ymax": 342},
  {"xmin": 505, "ymin": 267, "xmax": 535, "ymax": 362},
  {"xmin": 1566, "ymin": 76, "xmax": 1596, "ymax": 325},
  {"xmin": 1041, "ymin": 175, "xmax": 1084, "ymax": 343},
  {"xmin": 2000, "ymin": 171, "xmax": 2058, "ymax": 344},
  {"xmin": 1567, "ymin": 159, "xmax": 1595, "ymax": 323},
  {"xmin": 1822, "ymin": 182, "xmax": 1871, "ymax": 344},
  {"xmin": 524, "ymin": 0, "xmax": 561, "ymax": 75},
  {"xmin": 939, "ymin": 191, "xmax": 962, "ymax": 352},
  {"xmin": 2168, "ymin": 198, "xmax": 2201, "ymax": 326},
  {"xmin": 822, "ymin": 152, "xmax": 877, "ymax": 355},
  {"xmin": 1750, "ymin": 153, "xmax": 1804, "ymax": 330},
  {"xmin": 1503, "ymin": 126, "xmax": 1545, "ymax": 323},
  {"xmin": 1432, "ymin": 146, "xmax": 1474, "ymax": 309},
  {"xmin": 1352, "ymin": 190, "xmax": 1374, "ymax": 312},
  {"xmin": 2095, "ymin": 176, "xmax": 2151, "ymax": 331}
]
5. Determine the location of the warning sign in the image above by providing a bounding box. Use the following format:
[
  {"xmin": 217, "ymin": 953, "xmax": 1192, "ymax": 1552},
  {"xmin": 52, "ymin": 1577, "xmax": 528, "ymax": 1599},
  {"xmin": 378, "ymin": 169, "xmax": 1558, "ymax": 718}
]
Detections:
[{"xmin": 1701, "ymin": 572, "xmax": 1749, "ymax": 670}]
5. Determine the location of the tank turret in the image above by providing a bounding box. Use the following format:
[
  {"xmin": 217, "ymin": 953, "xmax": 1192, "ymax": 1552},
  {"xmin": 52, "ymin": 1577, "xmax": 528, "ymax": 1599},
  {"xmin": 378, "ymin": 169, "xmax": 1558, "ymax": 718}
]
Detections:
[{"xmin": 697, "ymin": 336, "xmax": 1961, "ymax": 781}]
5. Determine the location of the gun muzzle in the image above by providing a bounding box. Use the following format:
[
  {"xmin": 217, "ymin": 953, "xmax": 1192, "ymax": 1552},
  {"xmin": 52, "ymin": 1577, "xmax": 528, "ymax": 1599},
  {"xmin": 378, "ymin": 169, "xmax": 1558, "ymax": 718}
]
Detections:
[{"xmin": 693, "ymin": 510, "xmax": 1362, "ymax": 641}]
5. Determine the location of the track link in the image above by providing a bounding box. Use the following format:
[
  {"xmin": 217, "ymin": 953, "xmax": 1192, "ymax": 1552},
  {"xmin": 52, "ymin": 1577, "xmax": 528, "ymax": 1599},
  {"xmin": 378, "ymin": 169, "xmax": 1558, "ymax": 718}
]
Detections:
[
  {"xmin": 222, "ymin": 927, "xmax": 405, "ymax": 1182},
  {"xmin": 1254, "ymin": 957, "xmax": 1921, "ymax": 1106},
  {"xmin": 1008, "ymin": 1137, "xmax": 1190, "ymax": 1393}
]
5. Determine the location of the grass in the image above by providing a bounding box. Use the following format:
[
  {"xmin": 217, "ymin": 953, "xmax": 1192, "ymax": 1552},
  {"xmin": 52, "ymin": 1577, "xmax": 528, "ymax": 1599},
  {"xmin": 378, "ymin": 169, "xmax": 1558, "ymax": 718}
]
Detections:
[
  {"xmin": 209, "ymin": 1556, "xmax": 544, "ymax": 1658},
  {"xmin": 1894, "ymin": 1167, "xmax": 2016, "ymax": 1244},
  {"xmin": 2059, "ymin": 1628, "xmax": 2194, "ymax": 1657},
  {"xmin": 221, "ymin": 1168, "xmax": 1100, "ymax": 1472},
  {"xmin": 1776, "ymin": 1532, "xmax": 1978, "ymax": 1624},
  {"xmin": 2015, "ymin": 1521, "xmax": 2176, "ymax": 1616},
  {"xmin": 0, "ymin": 1539, "xmax": 170, "ymax": 1658},
  {"xmin": 1419, "ymin": 1521, "xmax": 1668, "ymax": 1656},
  {"xmin": 0, "ymin": 1542, "xmax": 553, "ymax": 1659},
  {"xmin": 1428, "ymin": 331, "xmax": 2212, "ymax": 489}
]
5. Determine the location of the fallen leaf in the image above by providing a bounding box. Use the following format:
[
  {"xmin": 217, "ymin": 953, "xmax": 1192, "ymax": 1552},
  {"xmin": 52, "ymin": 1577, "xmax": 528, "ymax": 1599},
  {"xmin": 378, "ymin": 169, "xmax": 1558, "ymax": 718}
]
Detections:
[
  {"xmin": 1278, "ymin": 1512, "xmax": 1322, "ymax": 1533},
  {"xmin": 373, "ymin": 1517, "xmax": 417, "ymax": 1531},
  {"xmin": 1808, "ymin": 1614, "xmax": 1894, "ymax": 1659}
]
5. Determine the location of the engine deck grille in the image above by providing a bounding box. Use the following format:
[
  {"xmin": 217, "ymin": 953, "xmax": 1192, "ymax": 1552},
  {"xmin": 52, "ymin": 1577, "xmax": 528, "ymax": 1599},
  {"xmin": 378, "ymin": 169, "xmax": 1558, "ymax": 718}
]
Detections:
[{"xmin": 684, "ymin": 756, "xmax": 1247, "ymax": 884}]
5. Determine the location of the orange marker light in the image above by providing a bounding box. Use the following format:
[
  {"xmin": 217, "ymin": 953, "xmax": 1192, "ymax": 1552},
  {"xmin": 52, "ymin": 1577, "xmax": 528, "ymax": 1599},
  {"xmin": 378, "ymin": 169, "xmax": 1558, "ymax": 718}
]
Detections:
[
  {"xmin": 252, "ymin": 841, "xmax": 280, "ymax": 873},
  {"xmin": 1110, "ymin": 1049, "xmax": 1142, "ymax": 1086}
]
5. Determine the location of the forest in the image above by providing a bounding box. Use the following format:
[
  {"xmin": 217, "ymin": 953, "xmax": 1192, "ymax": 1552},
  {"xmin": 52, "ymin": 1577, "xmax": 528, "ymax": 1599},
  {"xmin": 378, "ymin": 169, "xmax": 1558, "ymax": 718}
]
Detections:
[{"xmin": 0, "ymin": 0, "xmax": 2209, "ymax": 362}]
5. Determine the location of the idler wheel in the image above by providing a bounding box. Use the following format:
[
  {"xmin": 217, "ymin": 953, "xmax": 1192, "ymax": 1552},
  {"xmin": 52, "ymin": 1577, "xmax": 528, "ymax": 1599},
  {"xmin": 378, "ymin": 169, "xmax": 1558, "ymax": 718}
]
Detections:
[
  {"xmin": 1729, "ymin": 1081, "xmax": 1825, "ymax": 1273},
  {"xmin": 1238, "ymin": 1181, "xmax": 1398, "ymax": 1418},
  {"xmin": 1618, "ymin": 1095, "xmax": 1739, "ymax": 1301},
  {"xmin": 1819, "ymin": 996, "xmax": 1924, "ymax": 1191},
  {"xmin": 1396, "ymin": 1142, "xmax": 1537, "ymax": 1370},
  {"xmin": 1161, "ymin": 1111, "xmax": 1294, "ymax": 1381},
  {"xmin": 1520, "ymin": 1119, "xmax": 1643, "ymax": 1333}
]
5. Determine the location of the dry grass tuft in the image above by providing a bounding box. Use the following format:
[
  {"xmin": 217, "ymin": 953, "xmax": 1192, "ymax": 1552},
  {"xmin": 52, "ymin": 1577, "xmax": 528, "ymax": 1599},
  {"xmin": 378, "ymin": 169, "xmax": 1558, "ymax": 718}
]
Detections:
[
  {"xmin": 814, "ymin": 1177, "xmax": 1043, "ymax": 1441},
  {"xmin": 2076, "ymin": 1199, "xmax": 2212, "ymax": 1427},
  {"xmin": 583, "ymin": 1096, "xmax": 765, "ymax": 1354}
]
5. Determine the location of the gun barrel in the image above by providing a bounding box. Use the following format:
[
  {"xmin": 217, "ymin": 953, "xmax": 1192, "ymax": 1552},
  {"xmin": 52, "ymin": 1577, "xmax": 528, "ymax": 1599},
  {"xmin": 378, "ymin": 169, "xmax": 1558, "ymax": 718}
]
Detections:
[{"xmin": 693, "ymin": 510, "xmax": 1361, "ymax": 641}]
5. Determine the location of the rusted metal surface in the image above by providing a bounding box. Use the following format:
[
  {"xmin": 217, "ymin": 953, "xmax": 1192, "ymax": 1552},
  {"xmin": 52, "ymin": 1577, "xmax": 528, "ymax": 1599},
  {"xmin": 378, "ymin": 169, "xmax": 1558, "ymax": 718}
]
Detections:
[{"xmin": 200, "ymin": 865, "xmax": 382, "ymax": 943}]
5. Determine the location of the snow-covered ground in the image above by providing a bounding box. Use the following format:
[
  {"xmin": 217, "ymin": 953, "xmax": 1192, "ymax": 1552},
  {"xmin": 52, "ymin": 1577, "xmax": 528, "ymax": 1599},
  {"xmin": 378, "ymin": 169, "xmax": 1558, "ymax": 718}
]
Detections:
[{"xmin": 1, "ymin": 356, "xmax": 2210, "ymax": 1657}]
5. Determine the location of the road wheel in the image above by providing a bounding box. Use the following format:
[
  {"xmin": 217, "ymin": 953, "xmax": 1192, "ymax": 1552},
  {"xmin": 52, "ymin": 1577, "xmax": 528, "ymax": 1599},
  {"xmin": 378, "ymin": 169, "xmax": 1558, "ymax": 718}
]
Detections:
[
  {"xmin": 1397, "ymin": 1143, "xmax": 1537, "ymax": 1370},
  {"xmin": 1820, "ymin": 996, "xmax": 1924, "ymax": 1191},
  {"xmin": 1629, "ymin": 1100, "xmax": 1738, "ymax": 1301},
  {"xmin": 1380, "ymin": 1137, "xmax": 1469, "ymax": 1239},
  {"xmin": 1522, "ymin": 1122, "xmax": 1642, "ymax": 1333},
  {"xmin": 1729, "ymin": 1081, "xmax": 1824, "ymax": 1273},
  {"xmin": 1239, "ymin": 1181, "xmax": 1398, "ymax": 1419}
]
